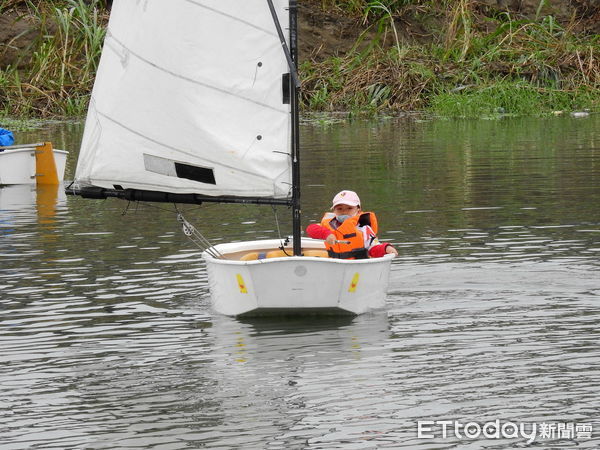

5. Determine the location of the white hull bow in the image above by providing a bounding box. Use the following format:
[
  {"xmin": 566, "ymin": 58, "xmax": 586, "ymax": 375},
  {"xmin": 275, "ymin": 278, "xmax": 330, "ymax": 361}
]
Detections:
[{"xmin": 203, "ymin": 238, "xmax": 393, "ymax": 317}]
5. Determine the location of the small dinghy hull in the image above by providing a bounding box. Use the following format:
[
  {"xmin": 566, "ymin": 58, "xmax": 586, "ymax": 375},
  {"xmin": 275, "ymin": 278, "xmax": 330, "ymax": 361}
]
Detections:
[
  {"xmin": 0, "ymin": 143, "xmax": 68, "ymax": 185},
  {"xmin": 203, "ymin": 238, "xmax": 393, "ymax": 317}
]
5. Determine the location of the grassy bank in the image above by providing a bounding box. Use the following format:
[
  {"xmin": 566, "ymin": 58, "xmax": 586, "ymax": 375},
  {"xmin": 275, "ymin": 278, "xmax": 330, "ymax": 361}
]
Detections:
[
  {"xmin": 0, "ymin": 0, "xmax": 598, "ymax": 119},
  {"xmin": 0, "ymin": 0, "xmax": 107, "ymax": 117},
  {"xmin": 303, "ymin": 0, "xmax": 599, "ymax": 117}
]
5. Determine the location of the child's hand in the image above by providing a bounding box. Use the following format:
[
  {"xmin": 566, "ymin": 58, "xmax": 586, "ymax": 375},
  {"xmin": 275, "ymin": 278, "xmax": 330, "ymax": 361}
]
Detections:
[
  {"xmin": 386, "ymin": 245, "xmax": 398, "ymax": 256},
  {"xmin": 325, "ymin": 234, "xmax": 336, "ymax": 245}
]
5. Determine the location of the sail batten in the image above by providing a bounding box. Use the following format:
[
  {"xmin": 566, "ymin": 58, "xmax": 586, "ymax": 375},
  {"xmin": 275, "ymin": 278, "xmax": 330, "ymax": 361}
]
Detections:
[{"xmin": 75, "ymin": 0, "xmax": 293, "ymax": 199}]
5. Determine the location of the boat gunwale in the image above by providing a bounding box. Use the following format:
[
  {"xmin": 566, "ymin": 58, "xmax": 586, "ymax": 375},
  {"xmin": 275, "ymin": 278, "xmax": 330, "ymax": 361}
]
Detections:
[
  {"xmin": 201, "ymin": 238, "xmax": 395, "ymax": 266},
  {"xmin": 203, "ymin": 254, "xmax": 394, "ymax": 265},
  {"xmin": 0, "ymin": 147, "xmax": 69, "ymax": 155}
]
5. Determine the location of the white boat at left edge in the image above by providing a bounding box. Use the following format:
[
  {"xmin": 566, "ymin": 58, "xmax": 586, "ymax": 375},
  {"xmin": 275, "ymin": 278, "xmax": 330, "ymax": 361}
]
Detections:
[{"xmin": 0, "ymin": 142, "xmax": 68, "ymax": 185}]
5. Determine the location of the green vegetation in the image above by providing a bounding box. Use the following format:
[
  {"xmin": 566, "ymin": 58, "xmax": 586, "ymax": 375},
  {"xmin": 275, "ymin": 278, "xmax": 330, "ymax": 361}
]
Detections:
[
  {"xmin": 0, "ymin": 0, "xmax": 106, "ymax": 117},
  {"xmin": 0, "ymin": 0, "xmax": 598, "ymax": 118},
  {"xmin": 302, "ymin": 0, "xmax": 599, "ymax": 117}
]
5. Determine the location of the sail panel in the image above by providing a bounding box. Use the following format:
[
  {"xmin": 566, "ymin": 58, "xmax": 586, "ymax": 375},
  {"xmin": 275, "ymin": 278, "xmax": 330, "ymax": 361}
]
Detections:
[{"xmin": 75, "ymin": 0, "xmax": 292, "ymax": 198}]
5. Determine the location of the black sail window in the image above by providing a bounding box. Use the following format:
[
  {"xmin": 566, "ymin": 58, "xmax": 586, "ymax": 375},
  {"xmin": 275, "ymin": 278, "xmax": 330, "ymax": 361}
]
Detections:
[
  {"xmin": 282, "ymin": 73, "xmax": 290, "ymax": 104},
  {"xmin": 143, "ymin": 154, "xmax": 216, "ymax": 185},
  {"xmin": 175, "ymin": 162, "xmax": 216, "ymax": 185}
]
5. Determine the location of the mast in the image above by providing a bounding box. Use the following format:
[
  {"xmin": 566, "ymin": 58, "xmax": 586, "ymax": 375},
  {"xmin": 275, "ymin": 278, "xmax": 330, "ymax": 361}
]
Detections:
[
  {"xmin": 289, "ymin": 0, "xmax": 301, "ymax": 256},
  {"xmin": 266, "ymin": 0, "xmax": 301, "ymax": 255}
]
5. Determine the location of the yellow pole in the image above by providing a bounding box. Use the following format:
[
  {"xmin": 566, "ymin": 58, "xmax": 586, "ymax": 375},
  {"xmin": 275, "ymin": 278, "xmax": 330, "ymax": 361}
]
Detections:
[{"xmin": 34, "ymin": 142, "xmax": 59, "ymax": 185}]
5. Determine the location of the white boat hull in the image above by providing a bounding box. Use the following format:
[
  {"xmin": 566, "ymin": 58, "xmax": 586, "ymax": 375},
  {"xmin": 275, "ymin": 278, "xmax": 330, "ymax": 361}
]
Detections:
[
  {"xmin": 0, "ymin": 145, "xmax": 68, "ymax": 185},
  {"xmin": 202, "ymin": 238, "xmax": 393, "ymax": 317}
]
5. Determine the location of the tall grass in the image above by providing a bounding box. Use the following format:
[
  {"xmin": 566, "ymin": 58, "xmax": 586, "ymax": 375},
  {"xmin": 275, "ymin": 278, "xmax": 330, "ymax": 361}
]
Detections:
[
  {"xmin": 300, "ymin": 45, "xmax": 439, "ymax": 115},
  {"xmin": 0, "ymin": 0, "xmax": 107, "ymax": 117},
  {"xmin": 318, "ymin": 0, "xmax": 448, "ymax": 16},
  {"xmin": 0, "ymin": 0, "xmax": 23, "ymax": 13},
  {"xmin": 1, "ymin": 0, "xmax": 598, "ymax": 118},
  {"xmin": 301, "ymin": 1, "xmax": 600, "ymax": 117},
  {"xmin": 430, "ymin": 80, "xmax": 596, "ymax": 118}
]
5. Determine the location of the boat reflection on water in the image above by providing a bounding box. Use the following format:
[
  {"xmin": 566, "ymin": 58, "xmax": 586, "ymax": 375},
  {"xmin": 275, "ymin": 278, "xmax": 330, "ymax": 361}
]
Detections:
[
  {"xmin": 203, "ymin": 312, "xmax": 393, "ymax": 447},
  {"xmin": 0, "ymin": 184, "xmax": 66, "ymax": 229},
  {"xmin": 237, "ymin": 314, "xmax": 357, "ymax": 334},
  {"xmin": 210, "ymin": 311, "xmax": 390, "ymax": 368}
]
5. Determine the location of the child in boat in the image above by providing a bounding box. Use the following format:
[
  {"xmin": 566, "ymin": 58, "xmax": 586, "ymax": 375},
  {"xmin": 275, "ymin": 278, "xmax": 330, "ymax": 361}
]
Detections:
[{"xmin": 306, "ymin": 190, "xmax": 398, "ymax": 259}]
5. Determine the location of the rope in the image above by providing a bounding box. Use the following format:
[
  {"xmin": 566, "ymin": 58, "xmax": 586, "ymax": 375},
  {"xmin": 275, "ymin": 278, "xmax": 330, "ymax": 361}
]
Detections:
[
  {"xmin": 116, "ymin": 201, "xmax": 222, "ymax": 258},
  {"xmin": 272, "ymin": 205, "xmax": 293, "ymax": 256},
  {"xmin": 177, "ymin": 213, "xmax": 223, "ymax": 259},
  {"xmin": 272, "ymin": 204, "xmax": 282, "ymax": 240}
]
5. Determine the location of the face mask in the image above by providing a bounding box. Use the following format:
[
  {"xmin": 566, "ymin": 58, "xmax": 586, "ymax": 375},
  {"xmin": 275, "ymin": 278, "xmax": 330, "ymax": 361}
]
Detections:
[{"xmin": 336, "ymin": 214, "xmax": 351, "ymax": 223}]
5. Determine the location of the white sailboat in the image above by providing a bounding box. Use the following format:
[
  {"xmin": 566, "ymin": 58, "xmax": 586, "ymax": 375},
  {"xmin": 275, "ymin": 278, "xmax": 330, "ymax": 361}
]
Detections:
[{"xmin": 68, "ymin": 0, "xmax": 393, "ymax": 317}]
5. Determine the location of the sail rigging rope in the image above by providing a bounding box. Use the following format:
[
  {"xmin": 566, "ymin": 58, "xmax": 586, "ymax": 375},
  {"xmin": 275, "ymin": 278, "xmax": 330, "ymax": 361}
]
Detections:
[
  {"xmin": 177, "ymin": 213, "xmax": 223, "ymax": 259},
  {"xmin": 272, "ymin": 205, "xmax": 293, "ymax": 256},
  {"xmin": 271, "ymin": 205, "xmax": 282, "ymax": 240},
  {"xmin": 118, "ymin": 200, "xmax": 223, "ymax": 258}
]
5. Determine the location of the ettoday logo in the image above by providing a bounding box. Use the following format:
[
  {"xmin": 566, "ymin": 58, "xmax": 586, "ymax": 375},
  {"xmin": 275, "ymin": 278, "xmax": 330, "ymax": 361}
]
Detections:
[{"xmin": 417, "ymin": 420, "xmax": 593, "ymax": 444}]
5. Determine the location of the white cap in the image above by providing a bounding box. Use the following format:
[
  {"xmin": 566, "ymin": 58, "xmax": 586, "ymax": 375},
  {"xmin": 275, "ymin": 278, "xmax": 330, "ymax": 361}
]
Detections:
[{"xmin": 331, "ymin": 190, "xmax": 361, "ymax": 209}]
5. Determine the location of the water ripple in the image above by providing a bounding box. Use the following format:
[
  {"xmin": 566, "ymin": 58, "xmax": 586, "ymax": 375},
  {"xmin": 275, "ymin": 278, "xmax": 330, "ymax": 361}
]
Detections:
[{"xmin": 2, "ymin": 117, "xmax": 600, "ymax": 448}]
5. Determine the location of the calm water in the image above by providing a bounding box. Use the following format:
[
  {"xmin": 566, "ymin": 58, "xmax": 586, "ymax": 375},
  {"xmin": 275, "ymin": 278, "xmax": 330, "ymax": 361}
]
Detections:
[{"xmin": 1, "ymin": 116, "xmax": 599, "ymax": 449}]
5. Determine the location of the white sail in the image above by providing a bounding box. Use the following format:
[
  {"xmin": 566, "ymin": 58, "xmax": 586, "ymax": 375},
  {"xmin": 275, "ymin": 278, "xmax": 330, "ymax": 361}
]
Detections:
[{"xmin": 75, "ymin": 0, "xmax": 292, "ymax": 199}]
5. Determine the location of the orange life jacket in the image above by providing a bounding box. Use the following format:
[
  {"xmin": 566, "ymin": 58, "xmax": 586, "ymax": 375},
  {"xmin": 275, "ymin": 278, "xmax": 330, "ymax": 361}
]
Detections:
[{"xmin": 320, "ymin": 211, "xmax": 379, "ymax": 259}]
